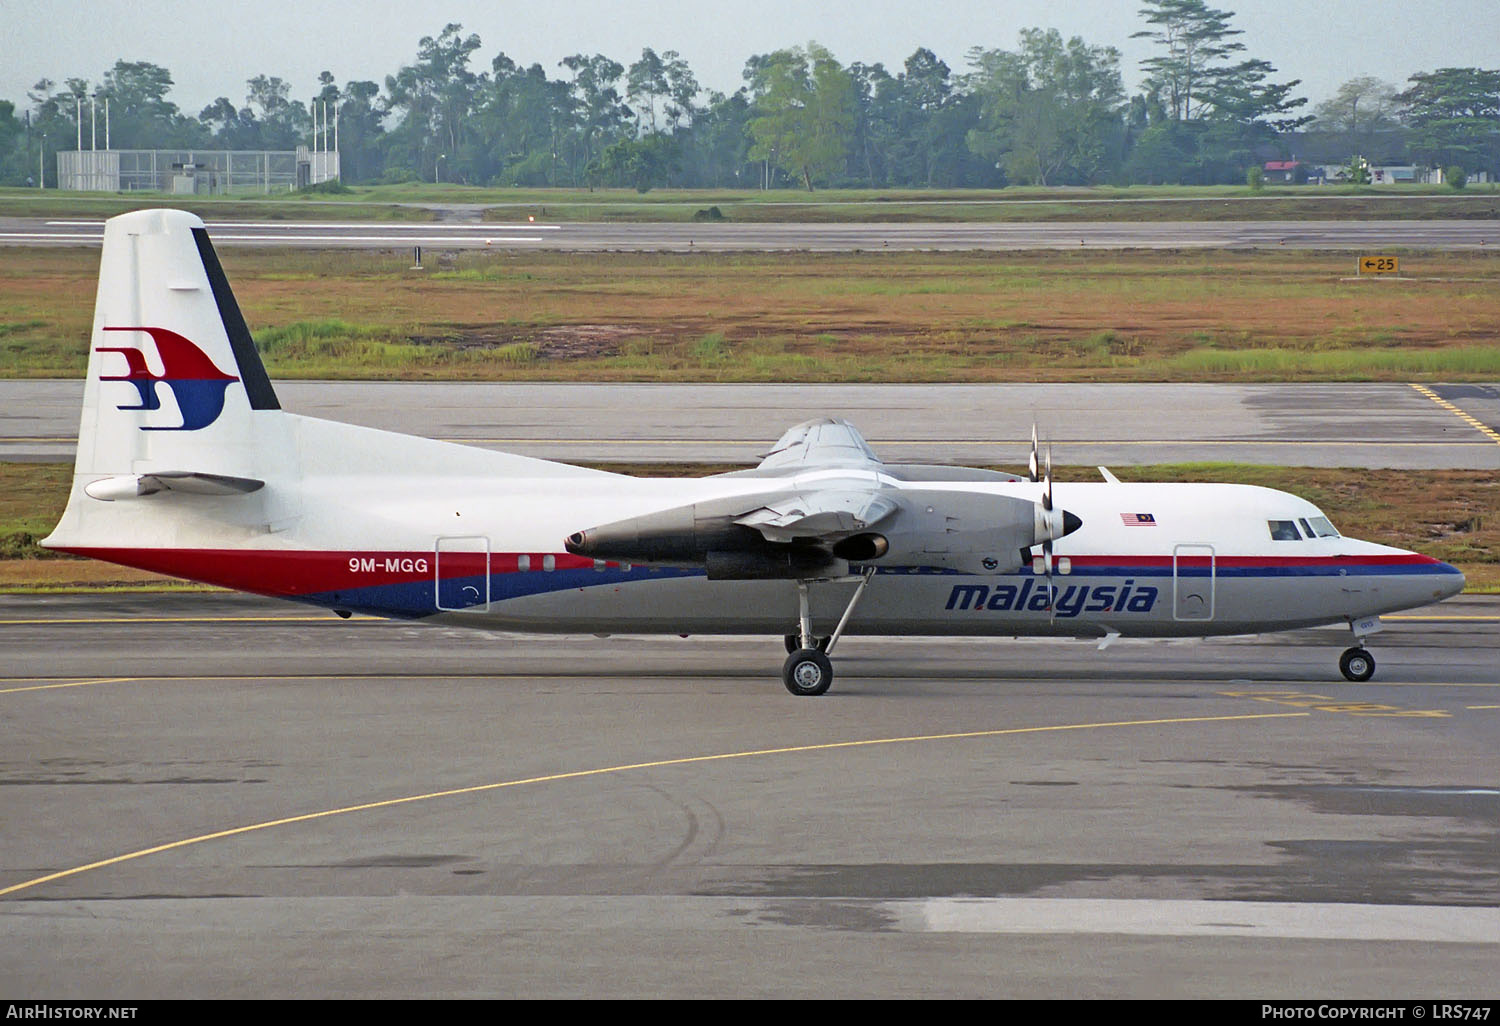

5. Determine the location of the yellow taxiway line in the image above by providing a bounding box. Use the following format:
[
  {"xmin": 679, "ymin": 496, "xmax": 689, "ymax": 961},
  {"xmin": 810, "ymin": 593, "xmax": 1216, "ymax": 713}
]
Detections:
[
  {"xmin": 1409, "ymin": 383, "xmax": 1500, "ymax": 447},
  {"xmin": 0, "ymin": 710, "xmax": 1307, "ymax": 899}
]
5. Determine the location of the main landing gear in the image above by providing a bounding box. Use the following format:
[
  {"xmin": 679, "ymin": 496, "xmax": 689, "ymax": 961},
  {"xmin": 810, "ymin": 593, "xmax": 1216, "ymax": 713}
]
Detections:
[{"xmin": 780, "ymin": 569, "xmax": 875, "ymax": 696}]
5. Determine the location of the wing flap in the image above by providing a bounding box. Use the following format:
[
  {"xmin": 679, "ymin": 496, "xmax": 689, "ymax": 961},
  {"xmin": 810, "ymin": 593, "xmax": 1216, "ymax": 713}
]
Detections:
[{"xmin": 736, "ymin": 490, "xmax": 898, "ymax": 542}]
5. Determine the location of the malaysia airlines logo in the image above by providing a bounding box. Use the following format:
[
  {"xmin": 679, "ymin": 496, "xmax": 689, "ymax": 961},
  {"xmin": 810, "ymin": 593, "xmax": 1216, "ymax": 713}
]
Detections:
[{"xmin": 96, "ymin": 326, "xmax": 239, "ymax": 431}]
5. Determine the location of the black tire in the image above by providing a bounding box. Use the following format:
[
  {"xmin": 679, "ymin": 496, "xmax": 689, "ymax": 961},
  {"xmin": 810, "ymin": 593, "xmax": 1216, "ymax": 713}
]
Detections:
[
  {"xmin": 782, "ymin": 648, "xmax": 834, "ymax": 696},
  {"xmin": 1339, "ymin": 647, "xmax": 1376, "ymax": 682},
  {"xmin": 783, "ymin": 634, "xmax": 831, "ymax": 654}
]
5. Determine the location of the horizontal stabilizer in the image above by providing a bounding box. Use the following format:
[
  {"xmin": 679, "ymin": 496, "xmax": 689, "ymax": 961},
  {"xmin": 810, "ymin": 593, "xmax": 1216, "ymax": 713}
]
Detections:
[{"xmin": 84, "ymin": 472, "xmax": 265, "ymax": 501}]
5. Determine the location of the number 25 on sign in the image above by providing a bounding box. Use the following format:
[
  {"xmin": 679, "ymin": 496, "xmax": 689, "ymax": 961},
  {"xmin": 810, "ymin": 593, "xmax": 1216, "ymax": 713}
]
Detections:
[{"xmin": 1358, "ymin": 255, "xmax": 1400, "ymax": 275}]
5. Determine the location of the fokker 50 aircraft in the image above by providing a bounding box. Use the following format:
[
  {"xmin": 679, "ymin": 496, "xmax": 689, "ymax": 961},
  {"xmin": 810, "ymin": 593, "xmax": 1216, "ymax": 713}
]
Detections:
[{"xmin": 45, "ymin": 209, "xmax": 1465, "ymax": 694}]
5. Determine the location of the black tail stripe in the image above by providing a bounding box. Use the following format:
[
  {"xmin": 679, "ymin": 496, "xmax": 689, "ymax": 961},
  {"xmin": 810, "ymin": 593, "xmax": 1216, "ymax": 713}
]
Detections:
[{"xmin": 191, "ymin": 227, "xmax": 280, "ymax": 411}]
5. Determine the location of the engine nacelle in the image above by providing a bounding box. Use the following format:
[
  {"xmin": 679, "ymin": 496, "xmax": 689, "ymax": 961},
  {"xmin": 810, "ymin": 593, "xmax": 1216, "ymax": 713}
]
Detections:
[{"xmin": 705, "ymin": 550, "xmax": 846, "ymax": 580}]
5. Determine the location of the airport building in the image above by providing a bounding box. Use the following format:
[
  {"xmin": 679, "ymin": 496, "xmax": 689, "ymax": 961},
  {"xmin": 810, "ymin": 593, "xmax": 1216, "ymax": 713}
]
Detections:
[{"xmin": 57, "ymin": 146, "xmax": 340, "ymax": 193}]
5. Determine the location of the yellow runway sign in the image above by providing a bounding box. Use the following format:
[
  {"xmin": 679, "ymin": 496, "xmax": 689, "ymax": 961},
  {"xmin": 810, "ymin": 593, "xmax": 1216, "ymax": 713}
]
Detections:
[{"xmin": 1358, "ymin": 255, "xmax": 1400, "ymax": 275}]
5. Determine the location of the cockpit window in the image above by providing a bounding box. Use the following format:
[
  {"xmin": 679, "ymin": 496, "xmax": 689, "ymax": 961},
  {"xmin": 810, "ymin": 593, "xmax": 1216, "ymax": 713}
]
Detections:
[
  {"xmin": 1268, "ymin": 520, "xmax": 1302, "ymax": 541},
  {"xmin": 1304, "ymin": 516, "xmax": 1339, "ymax": 538}
]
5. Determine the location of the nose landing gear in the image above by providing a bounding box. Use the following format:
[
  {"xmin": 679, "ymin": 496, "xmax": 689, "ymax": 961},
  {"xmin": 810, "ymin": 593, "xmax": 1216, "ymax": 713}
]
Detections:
[
  {"xmin": 1338, "ymin": 616, "xmax": 1382, "ymax": 682},
  {"xmin": 1339, "ymin": 646, "xmax": 1376, "ymax": 682}
]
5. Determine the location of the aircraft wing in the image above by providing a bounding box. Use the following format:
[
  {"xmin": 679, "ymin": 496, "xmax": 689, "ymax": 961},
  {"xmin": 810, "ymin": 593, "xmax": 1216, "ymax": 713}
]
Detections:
[
  {"xmin": 732, "ymin": 417, "xmax": 1024, "ymax": 484},
  {"xmin": 757, "ymin": 418, "xmax": 881, "ymax": 471},
  {"xmin": 568, "ymin": 486, "xmax": 1074, "ymax": 581}
]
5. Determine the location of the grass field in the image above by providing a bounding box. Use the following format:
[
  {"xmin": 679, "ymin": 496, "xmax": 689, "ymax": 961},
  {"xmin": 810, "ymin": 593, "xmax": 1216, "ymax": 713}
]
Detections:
[
  {"xmin": 3, "ymin": 460, "xmax": 1493, "ymax": 592},
  {"xmin": 3, "ymin": 247, "xmax": 1499, "ymax": 382},
  {"xmin": 2, "ymin": 182, "xmax": 1497, "ymax": 223}
]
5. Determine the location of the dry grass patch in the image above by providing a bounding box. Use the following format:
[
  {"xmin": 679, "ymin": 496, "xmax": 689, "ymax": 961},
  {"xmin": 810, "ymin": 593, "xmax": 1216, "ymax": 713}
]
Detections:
[{"xmin": 4, "ymin": 248, "xmax": 1499, "ymax": 381}]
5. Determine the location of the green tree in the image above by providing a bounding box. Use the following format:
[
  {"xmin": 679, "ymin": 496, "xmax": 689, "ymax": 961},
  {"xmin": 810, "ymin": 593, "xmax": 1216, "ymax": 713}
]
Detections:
[
  {"xmin": 197, "ymin": 96, "xmax": 260, "ymax": 149},
  {"xmin": 626, "ymin": 48, "xmax": 697, "ymax": 133},
  {"xmin": 472, "ymin": 54, "xmax": 569, "ymax": 185},
  {"xmin": 846, "ymin": 61, "xmax": 898, "ymax": 186},
  {"xmin": 1194, "ymin": 57, "xmax": 1311, "ymax": 178},
  {"xmin": 244, "ymin": 74, "xmax": 307, "ymax": 150},
  {"xmin": 1132, "ymin": 0, "xmax": 1244, "ymax": 122},
  {"xmin": 0, "ymin": 101, "xmax": 27, "ymax": 185},
  {"xmin": 1312, "ymin": 77, "xmax": 1403, "ymax": 165},
  {"xmin": 595, "ymin": 132, "xmax": 679, "ymax": 191},
  {"xmin": 558, "ymin": 53, "xmax": 630, "ymax": 186},
  {"xmin": 1396, "ymin": 68, "xmax": 1500, "ymax": 174},
  {"xmin": 385, "ymin": 24, "xmax": 483, "ymax": 182},
  {"xmin": 891, "ymin": 48, "xmax": 982, "ymax": 187},
  {"xmin": 626, "ymin": 48, "xmax": 669, "ymax": 133},
  {"xmin": 333, "ymin": 80, "xmax": 388, "ymax": 183},
  {"xmin": 746, "ymin": 44, "xmax": 855, "ymax": 191},
  {"xmin": 966, "ymin": 29, "xmax": 1126, "ymax": 186},
  {"xmin": 1130, "ymin": 1, "xmax": 1309, "ymax": 182},
  {"xmin": 100, "ymin": 61, "xmax": 198, "ymax": 147},
  {"xmin": 1124, "ymin": 122, "xmax": 1190, "ymax": 183},
  {"xmin": 679, "ymin": 88, "xmax": 754, "ymax": 188},
  {"xmin": 25, "ymin": 78, "xmax": 82, "ymax": 185}
]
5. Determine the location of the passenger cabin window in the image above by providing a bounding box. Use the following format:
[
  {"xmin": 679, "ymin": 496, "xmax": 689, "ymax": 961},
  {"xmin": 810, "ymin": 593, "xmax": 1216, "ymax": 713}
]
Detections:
[{"xmin": 1268, "ymin": 520, "xmax": 1302, "ymax": 541}]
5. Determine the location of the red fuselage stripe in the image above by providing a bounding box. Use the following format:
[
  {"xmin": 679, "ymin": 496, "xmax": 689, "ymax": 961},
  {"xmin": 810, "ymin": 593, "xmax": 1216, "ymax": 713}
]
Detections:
[{"xmin": 52, "ymin": 547, "xmax": 1448, "ymax": 598}]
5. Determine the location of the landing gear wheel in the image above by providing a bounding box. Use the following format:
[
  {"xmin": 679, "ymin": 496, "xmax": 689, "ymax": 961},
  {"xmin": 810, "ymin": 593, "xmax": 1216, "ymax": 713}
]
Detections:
[
  {"xmin": 1339, "ymin": 647, "xmax": 1376, "ymax": 682},
  {"xmin": 783, "ymin": 634, "xmax": 831, "ymax": 654},
  {"xmin": 782, "ymin": 649, "xmax": 834, "ymax": 696}
]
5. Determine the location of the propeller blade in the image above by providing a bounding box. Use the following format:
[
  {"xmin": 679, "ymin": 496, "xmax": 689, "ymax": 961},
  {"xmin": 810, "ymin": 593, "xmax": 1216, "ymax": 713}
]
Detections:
[
  {"xmin": 1042, "ymin": 442, "xmax": 1054, "ymax": 512},
  {"xmin": 1043, "ymin": 536, "xmax": 1056, "ymax": 621},
  {"xmin": 1044, "ymin": 442, "xmax": 1056, "ymax": 620},
  {"xmin": 1028, "ymin": 424, "xmax": 1040, "ymax": 483}
]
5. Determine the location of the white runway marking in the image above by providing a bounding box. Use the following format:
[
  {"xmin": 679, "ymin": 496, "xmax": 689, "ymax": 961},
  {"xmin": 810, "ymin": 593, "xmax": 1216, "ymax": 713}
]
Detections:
[
  {"xmin": 46, "ymin": 220, "xmax": 562, "ymax": 230},
  {"xmin": 902, "ymin": 897, "xmax": 1500, "ymax": 942}
]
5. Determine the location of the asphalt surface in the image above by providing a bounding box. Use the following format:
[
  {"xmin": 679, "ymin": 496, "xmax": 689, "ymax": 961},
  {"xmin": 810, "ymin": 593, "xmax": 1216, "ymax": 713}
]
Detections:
[
  {"xmin": 1, "ymin": 592, "xmax": 1496, "ymax": 998},
  {"xmin": 5, "ymin": 380, "xmax": 1499, "ymax": 468},
  {"xmin": 2, "ymin": 216, "xmax": 1498, "ymax": 250}
]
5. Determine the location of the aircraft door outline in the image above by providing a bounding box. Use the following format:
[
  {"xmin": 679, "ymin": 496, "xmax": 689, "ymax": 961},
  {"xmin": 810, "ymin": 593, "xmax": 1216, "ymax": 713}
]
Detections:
[
  {"xmin": 1172, "ymin": 543, "xmax": 1215, "ymax": 621},
  {"xmin": 435, "ymin": 535, "xmax": 491, "ymax": 612}
]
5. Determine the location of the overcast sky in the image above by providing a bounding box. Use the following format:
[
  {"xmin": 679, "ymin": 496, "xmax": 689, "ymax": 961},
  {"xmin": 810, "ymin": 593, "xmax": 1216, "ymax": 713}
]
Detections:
[{"xmin": 4, "ymin": 0, "xmax": 1491, "ymax": 115}]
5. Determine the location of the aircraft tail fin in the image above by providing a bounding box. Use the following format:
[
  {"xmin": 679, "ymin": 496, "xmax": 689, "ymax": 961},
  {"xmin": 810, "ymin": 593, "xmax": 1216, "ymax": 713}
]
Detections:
[{"xmin": 72, "ymin": 208, "xmax": 281, "ymax": 481}]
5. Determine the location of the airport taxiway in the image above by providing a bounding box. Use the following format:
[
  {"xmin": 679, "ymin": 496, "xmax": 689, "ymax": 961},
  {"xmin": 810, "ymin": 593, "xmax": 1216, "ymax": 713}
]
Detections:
[
  {"xmin": 2, "ymin": 216, "xmax": 1498, "ymax": 250},
  {"xmin": 4, "ymin": 380, "xmax": 1499, "ymax": 468},
  {"xmin": 2, "ymin": 593, "xmax": 1496, "ymax": 998}
]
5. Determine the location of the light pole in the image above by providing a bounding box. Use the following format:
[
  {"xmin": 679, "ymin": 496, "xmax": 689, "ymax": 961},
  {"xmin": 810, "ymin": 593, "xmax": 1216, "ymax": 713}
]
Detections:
[
  {"xmin": 436, "ymin": 153, "xmax": 446, "ymax": 184},
  {"xmin": 39, "ymin": 133, "xmax": 46, "ymax": 189}
]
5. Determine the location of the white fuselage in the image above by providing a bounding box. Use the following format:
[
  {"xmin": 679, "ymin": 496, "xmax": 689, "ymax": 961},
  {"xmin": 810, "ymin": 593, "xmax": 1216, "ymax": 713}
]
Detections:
[{"xmin": 48, "ymin": 413, "xmax": 1465, "ymax": 641}]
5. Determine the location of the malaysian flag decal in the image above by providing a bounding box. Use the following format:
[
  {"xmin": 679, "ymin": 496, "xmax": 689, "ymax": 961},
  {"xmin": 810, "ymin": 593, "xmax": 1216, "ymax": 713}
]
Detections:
[{"xmin": 1120, "ymin": 512, "xmax": 1157, "ymax": 526}]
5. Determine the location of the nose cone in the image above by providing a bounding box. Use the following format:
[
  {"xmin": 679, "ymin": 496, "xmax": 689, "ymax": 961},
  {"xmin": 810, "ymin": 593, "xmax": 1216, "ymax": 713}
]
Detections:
[{"xmin": 1436, "ymin": 561, "xmax": 1466, "ymax": 600}]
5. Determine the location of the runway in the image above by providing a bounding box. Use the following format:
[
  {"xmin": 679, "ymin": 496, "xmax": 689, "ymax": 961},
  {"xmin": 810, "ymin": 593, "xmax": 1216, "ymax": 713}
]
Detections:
[
  {"xmin": 2, "ymin": 593, "xmax": 1497, "ymax": 998},
  {"xmin": 1, "ymin": 216, "xmax": 1497, "ymax": 250},
  {"xmin": 5, "ymin": 380, "xmax": 1499, "ymax": 468}
]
